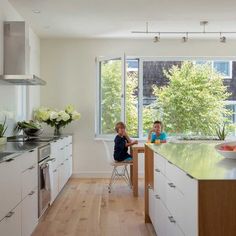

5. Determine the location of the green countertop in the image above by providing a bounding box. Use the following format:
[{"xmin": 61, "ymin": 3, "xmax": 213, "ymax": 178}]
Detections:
[{"xmin": 147, "ymin": 142, "xmax": 236, "ymax": 180}]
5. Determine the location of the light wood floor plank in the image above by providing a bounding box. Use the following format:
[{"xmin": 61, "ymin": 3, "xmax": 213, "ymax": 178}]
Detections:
[{"xmin": 33, "ymin": 178, "xmax": 156, "ymax": 236}]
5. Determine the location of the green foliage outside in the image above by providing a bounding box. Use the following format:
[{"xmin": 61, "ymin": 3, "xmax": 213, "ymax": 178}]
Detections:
[
  {"xmin": 101, "ymin": 60, "xmax": 232, "ymax": 138},
  {"xmin": 153, "ymin": 62, "xmax": 231, "ymax": 135}
]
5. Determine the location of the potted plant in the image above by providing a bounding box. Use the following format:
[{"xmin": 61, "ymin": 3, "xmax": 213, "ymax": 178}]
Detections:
[
  {"xmin": 34, "ymin": 105, "xmax": 81, "ymax": 136},
  {"xmin": 0, "ymin": 117, "xmax": 7, "ymax": 145}
]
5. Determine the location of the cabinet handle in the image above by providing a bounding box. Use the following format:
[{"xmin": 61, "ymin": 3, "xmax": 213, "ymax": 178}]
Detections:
[
  {"xmin": 168, "ymin": 216, "xmax": 176, "ymax": 223},
  {"xmin": 53, "ymin": 169, "xmax": 57, "ymax": 173},
  {"xmin": 66, "ymin": 158, "xmax": 69, "ymax": 161},
  {"xmin": 28, "ymin": 165, "xmax": 35, "ymax": 170},
  {"xmin": 155, "ymin": 168, "xmax": 160, "ymax": 173},
  {"xmin": 168, "ymin": 161, "xmax": 173, "ymax": 165},
  {"xmin": 61, "ymin": 163, "xmax": 64, "ymax": 166},
  {"xmin": 155, "ymin": 195, "xmax": 160, "ymax": 199},
  {"xmin": 168, "ymin": 183, "xmax": 176, "ymax": 188},
  {"xmin": 5, "ymin": 211, "xmax": 14, "ymax": 218},
  {"xmin": 60, "ymin": 148, "xmax": 64, "ymax": 150},
  {"xmin": 29, "ymin": 150, "xmax": 34, "ymax": 153},
  {"xmin": 69, "ymin": 143, "xmax": 72, "ymax": 145},
  {"xmin": 66, "ymin": 145, "xmax": 69, "ymax": 147},
  {"xmin": 186, "ymin": 173, "xmax": 194, "ymax": 179},
  {"xmin": 5, "ymin": 158, "xmax": 14, "ymax": 162},
  {"xmin": 29, "ymin": 191, "xmax": 35, "ymax": 196}
]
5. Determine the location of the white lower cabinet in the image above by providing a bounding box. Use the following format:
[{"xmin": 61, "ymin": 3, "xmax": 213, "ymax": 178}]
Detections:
[
  {"xmin": 21, "ymin": 188, "xmax": 38, "ymax": 236},
  {"xmin": 0, "ymin": 203, "xmax": 21, "ymax": 236},
  {"xmin": 0, "ymin": 157, "xmax": 21, "ymax": 221},
  {"xmin": 149, "ymin": 188, "xmax": 184, "ymax": 236},
  {"xmin": 51, "ymin": 168, "xmax": 59, "ymax": 204},
  {"xmin": 152, "ymin": 153, "xmax": 198, "ymax": 236}
]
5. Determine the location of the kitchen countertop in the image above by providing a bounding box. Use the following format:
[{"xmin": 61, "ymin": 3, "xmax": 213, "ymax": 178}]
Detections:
[
  {"xmin": 147, "ymin": 142, "xmax": 236, "ymax": 180},
  {"xmin": 0, "ymin": 134, "xmax": 72, "ymax": 163}
]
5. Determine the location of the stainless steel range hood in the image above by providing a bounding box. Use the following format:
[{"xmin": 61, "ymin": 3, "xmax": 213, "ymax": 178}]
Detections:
[{"xmin": 0, "ymin": 21, "xmax": 46, "ymax": 85}]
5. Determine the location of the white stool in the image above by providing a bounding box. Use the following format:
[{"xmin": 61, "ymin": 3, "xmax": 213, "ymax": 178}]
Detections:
[{"xmin": 103, "ymin": 140, "xmax": 133, "ymax": 193}]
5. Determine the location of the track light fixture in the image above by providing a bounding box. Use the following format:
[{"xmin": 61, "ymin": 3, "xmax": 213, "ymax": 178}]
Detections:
[
  {"xmin": 153, "ymin": 33, "xmax": 160, "ymax": 43},
  {"xmin": 220, "ymin": 33, "xmax": 226, "ymax": 43},
  {"xmin": 182, "ymin": 33, "xmax": 188, "ymax": 43},
  {"xmin": 132, "ymin": 21, "xmax": 235, "ymax": 43}
]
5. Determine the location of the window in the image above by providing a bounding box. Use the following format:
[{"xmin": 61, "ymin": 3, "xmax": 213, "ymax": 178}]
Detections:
[
  {"xmin": 195, "ymin": 61, "xmax": 232, "ymax": 78},
  {"xmin": 96, "ymin": 57, "xmax": 236, "ymax": 138},
  {"xmin": 98, "ymin": 57, "xmax": 124, "ymax": 135},
  {"xmin": 213, "ymin": 61, "xmax": 232, "ymax": 78}
]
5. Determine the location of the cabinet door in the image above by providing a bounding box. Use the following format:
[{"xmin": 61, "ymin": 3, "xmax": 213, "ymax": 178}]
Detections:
[
  {"xmin": 58, "ymin": 162, "xmax": 67, "ymax": 191},
  {"xmin": 0, "ymin": 157, "xmax": 21, "ymax": 221},
  {"xmin": 155, "ymin": 197, "xmax": 184, "ymax": 236},
  {"xmin": 51, "ymin": 168, "xmax": 59, "ymax": 204},
  {"xmin": 20, "ymin": 149, "xmax": 37, "ymax": 172},
  {"xmin": 0, "ymin": 203, "xmax": 21, "ymax": 236},
  {"xmin": 68, "ymin": 155, "xmax": 73, "ymax": 178},
  {"xmin": 21, "ymin": 188, "xmax": 38, "ymax": 236},
  {"xmin": 154, "ymin": 170, "xmax": 167, "ymax": 204},
  {"xmin": 22, "ymin": 163, "xmax": 38, "ymax": 200}
]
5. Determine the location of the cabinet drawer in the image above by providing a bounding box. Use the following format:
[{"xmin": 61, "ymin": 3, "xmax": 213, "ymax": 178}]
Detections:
[
  {"xmin": 154, "ymin": 153, "xmax": 166, "ymax": 175},
  {"xmin": 21, "ymin": 188, "xmax": 38, "ymax": 236},
  {"xmin": 0, "ymin": 203, "xmax": 21, "ymax": 236},
  {"xmin": 20, "ymin": 149, "xmax": 37, "ymax": 172},
  {"xmin": 22, "ymin": 164, "xmax": 38, "ymax": 199},
  {"xmin": 148, "ymin": 189, "xmax": 155, "ymax": 227},
  {"xmin": 154, "ymin": 170, "xmax": 167, "ymax": 203},
  {"xmin": 165, "ymin": 162, "xmax": 198, "ymax": 236},
  {"xmin": 0, "ymin": 157, "xmax": 21, "ymax": 221},
  {"xmin": 166, "ymin": 160, "xmax": 197, "ymax": 195},
  {"xmin": 51, "ymin": 168, "xmax": 59, "ymax": 204},
  {"xmin": 155, "ymin": 195, "xmax": 184, "ymax": 236}
]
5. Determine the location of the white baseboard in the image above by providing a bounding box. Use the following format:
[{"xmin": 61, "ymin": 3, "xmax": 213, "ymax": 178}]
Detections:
[{"xmin": 72, "ymin": 171, "xmax": 144, "ymax": 178}]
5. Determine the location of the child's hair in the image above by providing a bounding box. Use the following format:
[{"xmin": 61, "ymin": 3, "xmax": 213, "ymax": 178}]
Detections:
[
  {"xmin": 153, "ymin": 120, "xmax": 163, "ymax": 131},
  {"xmin": 115, "ymin": 121, "xmax": 126, "ymax": 132}
]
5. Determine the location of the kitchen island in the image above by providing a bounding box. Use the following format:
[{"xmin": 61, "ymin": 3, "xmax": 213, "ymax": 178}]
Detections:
[{"xmin": 145, "ymin": 142, "xmax": 236, "ymax": 236}]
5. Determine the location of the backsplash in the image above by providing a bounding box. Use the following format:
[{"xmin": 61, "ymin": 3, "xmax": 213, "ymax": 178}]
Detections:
[{"xmin": 0, "ymin": 86, "xmax": 26, "ymax": 136}]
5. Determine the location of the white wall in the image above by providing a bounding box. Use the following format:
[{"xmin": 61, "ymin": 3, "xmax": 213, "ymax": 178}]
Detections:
[
  {"xmin": 0, "ymin": 0, "xmax": 40, "ymax": 135},
  {"xmin": 41, "ymin": 38, "xmax": 236, "ymax": 177}
]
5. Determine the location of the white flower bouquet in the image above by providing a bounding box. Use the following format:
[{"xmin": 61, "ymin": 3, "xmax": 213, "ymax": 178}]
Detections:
[{"xmin": 34, "ymin": 105, "xmax": 81, "ymax": 135}]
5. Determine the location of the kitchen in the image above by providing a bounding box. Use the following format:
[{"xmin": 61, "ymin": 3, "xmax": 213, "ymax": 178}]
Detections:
[{"xmin": 1, "ymin": 0, "xmax": 236, "ymax": 236}]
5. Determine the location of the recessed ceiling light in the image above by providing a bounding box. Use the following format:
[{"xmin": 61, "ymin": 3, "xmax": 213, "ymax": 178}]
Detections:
[{"xmin": 32, "ymin": 9, "xmax": 41, "ymax": 14}]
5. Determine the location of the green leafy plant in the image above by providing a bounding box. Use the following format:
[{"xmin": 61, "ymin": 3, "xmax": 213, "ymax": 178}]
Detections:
[
  {"xmin": 216, "ymin": 123, "xmax": 236, "ymax": 140},
  {"xmin": 15, "ymin": 120, "xmax": 42, "ymax": 132},
  {"xmin": 153, "ymin": 61, "xmax": 231, "ymax": 136},
  {"xmin": 0, "ymin": 117, "xmax": 7, "ymax": 138}
]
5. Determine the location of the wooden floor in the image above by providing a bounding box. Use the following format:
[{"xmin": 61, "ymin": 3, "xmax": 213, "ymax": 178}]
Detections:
[{"xmin": 33, "ymin": 178, "xmax": 156, "ymax": 236}]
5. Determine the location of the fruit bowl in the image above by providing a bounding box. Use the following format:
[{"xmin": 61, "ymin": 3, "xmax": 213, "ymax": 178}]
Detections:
[{"xmin": 215, "ymin": 142, "xmax": 236, "ymax": 159}]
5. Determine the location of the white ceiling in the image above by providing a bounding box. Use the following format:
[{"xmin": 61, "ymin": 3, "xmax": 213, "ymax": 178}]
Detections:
[{"xmin": 8, "ymin": 0, "xmax": 236, "ymax": 39}]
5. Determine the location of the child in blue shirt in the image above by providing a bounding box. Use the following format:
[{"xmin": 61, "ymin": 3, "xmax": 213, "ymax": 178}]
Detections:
[
  {"xmin": 113, "ymin": 122, "xmax": 138, "ymax": 162},
  {"xmin": 148, "ymin": 120, "xmax": 167, "ymax": 143}
]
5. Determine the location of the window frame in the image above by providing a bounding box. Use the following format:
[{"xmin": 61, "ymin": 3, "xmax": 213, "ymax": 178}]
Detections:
[
  {"xmin": 95, "ymin": 55, "xmax": 126, "ymax": 139},
  {"xmin": 213, "ymin": 61, "xmax": 232, "ymax": 79},
  {"xmin": 96, "ymin": 56, "xmax": 236, "ymax": 139}
]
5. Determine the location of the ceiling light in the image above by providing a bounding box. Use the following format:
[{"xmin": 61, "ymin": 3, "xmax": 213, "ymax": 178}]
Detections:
[
  {"xmin": 153, "ymin": 33, "xmax": 160, "ymax": 43},
  {"xmin": 32, "ymin": 9, "xmax": 41, "ymax": 14},
  {"xmin": 220, "ymin": 33, "xmax": 226, "ymax": 43},
  {"xmin": 182, "ymin": 33, "xmax": 188, "ymax": 43}
]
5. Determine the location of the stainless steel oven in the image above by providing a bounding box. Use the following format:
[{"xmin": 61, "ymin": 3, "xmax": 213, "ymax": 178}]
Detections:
[{"xmin": 38, "ymin": 144, "xmax": 51, "ymax": 218}]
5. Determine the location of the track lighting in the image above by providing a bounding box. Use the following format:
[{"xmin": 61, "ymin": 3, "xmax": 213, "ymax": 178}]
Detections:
[
  {"xmin": 153, "ymin": 33, "xmax": 160, "ymax": 43},
  {"xmin": 182, "ymin": 33, "xmax": 188, "ymax": 43},
  {"xmin": 132, "ymin": 21, "xmax": 234, "ymax": 43},
  {"xmin": 220, "ymin": 33, "xmax": 226, "ymax": 43}
]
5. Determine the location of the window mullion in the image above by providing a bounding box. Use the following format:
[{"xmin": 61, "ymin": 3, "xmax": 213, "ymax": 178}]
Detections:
[
  {"xmin": 121, "ymin": 54, "xmax": 126, "ymax": 122},
  {"xmin": 138, "ymin": 58, "xmax": 144, "ymax": 138}
]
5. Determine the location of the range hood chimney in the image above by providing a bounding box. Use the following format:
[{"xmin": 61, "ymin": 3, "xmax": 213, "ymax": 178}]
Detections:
[{"xmin": 0, "ymin": 21, "xmax": 46, "ymax": 85}]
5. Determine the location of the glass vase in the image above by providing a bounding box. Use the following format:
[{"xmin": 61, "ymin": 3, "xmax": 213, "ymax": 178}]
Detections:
[{"xmin": 54, "ymin": 126, "xmax": 62, "ymax": 136}]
